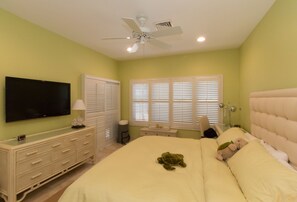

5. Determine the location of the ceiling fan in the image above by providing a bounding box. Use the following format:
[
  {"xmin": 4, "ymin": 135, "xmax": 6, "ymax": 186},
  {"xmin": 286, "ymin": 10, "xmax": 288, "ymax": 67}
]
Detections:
[{"xmin": 102, "ymin": 16, "xmax": 183, "ymax": 53}]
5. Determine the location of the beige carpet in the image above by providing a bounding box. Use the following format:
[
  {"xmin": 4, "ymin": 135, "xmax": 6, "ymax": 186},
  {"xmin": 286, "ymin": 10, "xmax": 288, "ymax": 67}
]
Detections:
[{"xmin": 44, "ymin": 187, "xmax": 68, "ymax": 202}]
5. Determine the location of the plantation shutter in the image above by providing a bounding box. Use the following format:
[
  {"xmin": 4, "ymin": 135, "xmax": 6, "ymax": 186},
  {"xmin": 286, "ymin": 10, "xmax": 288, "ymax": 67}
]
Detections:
[
  {"xmin": 105, "ymin": 82, "xmax": 119, "ymax": 111},
  {"xmin": 85, "ymin": 78, "xmax": 105, "ymax": 113},
  {"xmin": 196, "ymin": 76, "xmax": 222, "ymax": 124},
  {"xmin": 150, "ymin": 80, "xmax": 169, "ymax": 125},
  {"xmin": 172, "ymin": 79, "xmax": 193, "ymax": 129},
  {"xmin": 84, "ymin": 75, "xmax": 120, "ymax": 152},
  {"xmin": 130, "ymin": 75, "xmax": 223, "ymax": 129},
  {"xmin": 131, "ymin": 81, "xmax": 149, "ymax": 124}
]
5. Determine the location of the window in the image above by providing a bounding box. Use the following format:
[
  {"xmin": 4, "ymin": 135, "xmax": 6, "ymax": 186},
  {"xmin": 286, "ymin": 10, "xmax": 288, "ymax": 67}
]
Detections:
[
  {"xmin": 196, "ymin": 77, "xmax": 221, "ymax": 124},
  {"xmin": 151, "ymin": 81, "xmax": 169, "ymax": 124},
  {"xmin": 131, "ymin": 82, "xmax": 149, "ymax": 123},
  {"xmin": 172, "ymin": 79, "xmax": 193, "ymax": 128},
  {"xmin": 130, "ymin": 75, "xmax": 222, "ymax": 129}
]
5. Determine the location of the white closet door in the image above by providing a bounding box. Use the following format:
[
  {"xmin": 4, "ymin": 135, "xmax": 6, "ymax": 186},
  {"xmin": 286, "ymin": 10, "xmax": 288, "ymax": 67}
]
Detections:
[
  {"xmin": 105, "ymin": 82, "xmax": 120, "ymax": 146},
  {"xmin": 84, "ymin": 115, "xmax": 105, "ymax": 152},
  {"xmin": 85, "ymin": 78, "xmax": 105, "ymax": 114},
  {"xmin": 83, "ymin": 75, "xmax": 120, "ymax": 152}
]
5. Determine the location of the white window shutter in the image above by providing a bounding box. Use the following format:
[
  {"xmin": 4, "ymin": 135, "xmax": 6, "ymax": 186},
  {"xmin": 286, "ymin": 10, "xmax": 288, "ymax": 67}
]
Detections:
[
  {"xmin": 131, "ymin": 82, "xmax": 149, "ymax": 123},
  {"xmin": 196, "ymin": 76, "xmax": 222, "ymax": 124},
  {"xmin": 172, "ymin": 80, "xmax": 193, "ymax": 128},
  {"xmin": 151, "ymin": 81, "xmax": 169, "ymax": 124},
  {"xmin": 130, "ymin": 75, "xmax": 222, "ymax": 129}
]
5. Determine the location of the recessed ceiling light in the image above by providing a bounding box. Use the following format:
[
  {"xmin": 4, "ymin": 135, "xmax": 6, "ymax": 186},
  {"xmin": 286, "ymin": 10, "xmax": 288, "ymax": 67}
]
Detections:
[{"xmin": 197, "ymin": 36, "xmax": 206, "ymax": 43}]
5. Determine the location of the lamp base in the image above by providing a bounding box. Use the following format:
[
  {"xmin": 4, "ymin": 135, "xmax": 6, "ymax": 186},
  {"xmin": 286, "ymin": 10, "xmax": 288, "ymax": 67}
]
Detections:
[{"xmin": 71, "ymin": 125, "xmax": 86, "ymax": 129}]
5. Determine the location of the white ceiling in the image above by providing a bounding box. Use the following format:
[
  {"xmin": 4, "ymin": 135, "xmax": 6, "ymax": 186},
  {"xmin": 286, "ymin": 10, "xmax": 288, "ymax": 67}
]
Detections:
[{"xmin": 0, "ymin": 0, "xmax": 275, "ymax": 61}]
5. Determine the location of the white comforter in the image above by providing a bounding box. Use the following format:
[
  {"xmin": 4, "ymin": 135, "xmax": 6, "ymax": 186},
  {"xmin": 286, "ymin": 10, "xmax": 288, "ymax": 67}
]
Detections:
[{"xmin": 59, "ymin": 136, "xmax": 246, "ymax": 202}]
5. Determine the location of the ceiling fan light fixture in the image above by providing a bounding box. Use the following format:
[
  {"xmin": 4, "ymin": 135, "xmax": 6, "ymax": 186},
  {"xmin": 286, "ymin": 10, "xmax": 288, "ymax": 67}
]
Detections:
[
  {"xmin": 127, "ymin": 43, "xmax": 139, "ymax": 53},
  {"xmin": 197, "ymin": 36, "xmax": 206, "ymax": 43}
]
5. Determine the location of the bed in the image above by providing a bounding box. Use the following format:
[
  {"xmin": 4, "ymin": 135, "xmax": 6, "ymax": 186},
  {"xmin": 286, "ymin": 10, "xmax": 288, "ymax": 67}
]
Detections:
[{"xmin": 59, "ymin": 88, "xmax": 297, "ymax": 202}]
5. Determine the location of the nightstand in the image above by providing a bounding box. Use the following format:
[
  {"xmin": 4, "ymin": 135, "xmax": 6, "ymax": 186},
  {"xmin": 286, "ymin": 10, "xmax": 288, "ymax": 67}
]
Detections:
[{"xmin": 140, "ymin": 127, "xmax": 177, "ymax": 137}]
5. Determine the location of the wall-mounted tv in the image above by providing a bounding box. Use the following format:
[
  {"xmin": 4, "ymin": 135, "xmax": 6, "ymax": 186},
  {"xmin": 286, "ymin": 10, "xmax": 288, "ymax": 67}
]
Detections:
[{"xmin": 5, "ymin": 76, "xmax": 71, "ymax": 122}]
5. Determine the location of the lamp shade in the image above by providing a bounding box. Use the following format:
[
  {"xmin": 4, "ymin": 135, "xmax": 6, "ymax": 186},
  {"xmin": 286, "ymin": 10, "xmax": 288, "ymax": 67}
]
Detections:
[{"xmin": 72, "ymin": 99, "xmax": 86, "ymax": 110}]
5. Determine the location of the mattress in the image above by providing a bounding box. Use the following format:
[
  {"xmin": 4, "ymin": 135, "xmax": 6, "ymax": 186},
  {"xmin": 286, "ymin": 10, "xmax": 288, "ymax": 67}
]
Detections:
[{"xmin": 58, "ymin": 136, "xmax": 246, "ymax": 202}]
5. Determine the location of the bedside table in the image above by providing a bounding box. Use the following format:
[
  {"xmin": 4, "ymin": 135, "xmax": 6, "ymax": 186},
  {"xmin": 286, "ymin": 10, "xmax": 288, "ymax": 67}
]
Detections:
[{"xmin": 140, "ymin": 127, "xmax": 177, "ymax": 137}]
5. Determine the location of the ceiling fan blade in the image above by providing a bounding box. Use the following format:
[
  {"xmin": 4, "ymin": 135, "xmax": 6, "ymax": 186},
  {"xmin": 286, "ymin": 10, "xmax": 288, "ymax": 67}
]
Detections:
[
  {"xmin": 122, "ymin": 18, "xmax": 142, "ymax": 33},
  {"xmin": 102, "ymin": 37, "xmax": 131, "ymax": 40},
  {"xmin": 150, "ymin": 26, "xmax": 182, "ymax": 38},
  {"xmin": 148, "ymin": 38, "xmax": 171, "ymax": 49}
]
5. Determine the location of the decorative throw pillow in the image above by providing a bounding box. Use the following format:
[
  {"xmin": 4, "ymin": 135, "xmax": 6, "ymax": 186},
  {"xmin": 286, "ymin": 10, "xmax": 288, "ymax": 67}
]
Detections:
[
  {"xmin": 228, "ymin": 141, "xmax": 297, "ymax": 202},
  {"xmin": 216, "ymin": 127, "xmax": 246, "ymax": 145}
]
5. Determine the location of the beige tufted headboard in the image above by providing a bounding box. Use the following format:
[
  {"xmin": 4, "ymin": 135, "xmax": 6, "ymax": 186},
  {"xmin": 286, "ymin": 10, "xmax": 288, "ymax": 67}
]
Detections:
[{"xmin": 250, "ymin": 88, "xmax": 297, "ymax": 169}]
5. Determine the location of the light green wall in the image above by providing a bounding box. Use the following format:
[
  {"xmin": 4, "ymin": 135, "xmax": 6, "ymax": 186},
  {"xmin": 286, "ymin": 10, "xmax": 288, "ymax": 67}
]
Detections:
[
  {"xmin": 239, "ymin": 0, "xmax": 297, "ymax": 131},
  {"xmin": 0, "ymin": 9, "xmax": 118, "ymax": 140},
  {"xmin": 6, "ymin": 1, "xmax": 291, "ymax": 140},
  {"xmin": 118, "ymin": 50, "xmax": 240, "ymax": 139}
]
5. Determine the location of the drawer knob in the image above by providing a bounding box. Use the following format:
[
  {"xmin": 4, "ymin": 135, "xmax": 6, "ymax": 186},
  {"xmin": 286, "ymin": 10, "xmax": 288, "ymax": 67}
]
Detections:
[
  {"xmin": 31, "ymin": 159, "xmax": 42, "ymax": 165},
  {"xmin": 70, "ymin": 138, "xmax": 78, "ymax": 142},
  {"xmin": 26, "ymin": 151, "xmax": 38, "ymax": 156},
  {"xmin": 31, "ymin": 173, "xmax": 42, "ymax": 180},
  {"xmin": 62, "ymin": 160, "xmax": 70, "ymax": 165},
  {"xmin": 52, "ymin": 143, "xmax": 61, "ymax": 148},
  {"xmin": 62, "ymin": 149, "xmax": 71, "ymax": 153},
  {"xmin": 83, "ymin": 141, "xmax": 89, "ymax": 145}
]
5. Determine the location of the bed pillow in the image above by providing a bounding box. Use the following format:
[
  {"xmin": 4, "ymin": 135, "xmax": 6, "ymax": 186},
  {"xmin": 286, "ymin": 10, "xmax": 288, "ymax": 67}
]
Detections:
[
  {"xmin": 242, "ymin": 133, "xmax": 290, "ymax": 167},
  {"xmin": 228, "ymin": 141, "xmax": 297, "ymax": 202},
  {"xmin": 216, "ymin": 127, "xmax": 246, "ymax": 145},
  {"xmin": 259, "ymin": 140, "xmax": 295, "ymax": 170},
  {"xmin": 260, "ymin": 140, "xmax": 289, "ymax": 162},
  {"xmin": 243, "ymin": 132, "xmax": 258, "ymax": 142}
]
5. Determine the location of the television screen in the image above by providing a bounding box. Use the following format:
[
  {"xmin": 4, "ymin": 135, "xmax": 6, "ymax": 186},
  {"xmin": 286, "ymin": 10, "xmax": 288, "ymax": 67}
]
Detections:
[{"xmin": 5, "ymin": 76, "xmax": 71, "ymax": 122}]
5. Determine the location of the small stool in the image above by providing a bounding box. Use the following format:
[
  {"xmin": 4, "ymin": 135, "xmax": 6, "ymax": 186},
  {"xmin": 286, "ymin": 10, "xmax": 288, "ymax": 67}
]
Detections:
[{"xmin": 118, "ymin": 120, "xmax": 130, "ymax": 144}]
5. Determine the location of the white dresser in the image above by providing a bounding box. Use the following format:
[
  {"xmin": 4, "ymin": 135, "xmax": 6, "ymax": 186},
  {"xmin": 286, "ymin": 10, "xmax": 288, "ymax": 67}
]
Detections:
[
  {"xmin": 0, "ymin": 127, "xmax": 95, "ymax": 202},
  {"xmin": 140, "ymin": 127, "xmax": 177, "ymax": 137}
]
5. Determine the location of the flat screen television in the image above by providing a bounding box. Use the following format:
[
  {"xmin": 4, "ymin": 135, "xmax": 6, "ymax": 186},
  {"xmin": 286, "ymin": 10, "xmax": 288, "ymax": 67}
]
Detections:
[{"xmin": 5, "ymin": 76, "xmax": 71, "ymax": 122}]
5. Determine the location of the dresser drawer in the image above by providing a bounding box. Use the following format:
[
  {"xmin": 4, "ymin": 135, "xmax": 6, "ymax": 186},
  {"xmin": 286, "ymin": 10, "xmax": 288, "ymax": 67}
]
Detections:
[
  {"xmin": 16, "ymin": 144, "xmax": 51, "ymax": 162},
  {"xmin": 77, "ymin": 138, "xmax": 94, "ymax": 150},
  {"xmin": 17, "ymin": 152, "xmax": 51, "ymax": 175},
  {"xmin": 63, "ymin": 134, "xmax": 81, "ymax": 146},
  {"xmin": 53, "ymin": 155, "xmax": 76, "ymax": 173},
  {"xmin": 49, "ymin": 138, "xmax": 65, "ymax": 150},
  {"xmin": 52, "ymin": 145, "xmax": 75, "ymax": 161},
  {"xmin": 17, "ymin": 166, "xmax": 52, "ymax": 192},
  {"xmin": 77, "ymin": 146, "xmax": 94, "ymax": 162}
]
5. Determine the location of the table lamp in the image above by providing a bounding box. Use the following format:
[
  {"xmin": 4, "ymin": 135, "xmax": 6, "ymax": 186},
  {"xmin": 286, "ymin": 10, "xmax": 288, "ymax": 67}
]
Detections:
[
  {"xmin": 219, "ymin": 103, "xmax": 237, "ymax": 127},
  {"xmin": 72, "ymin": 99, "xmax": 86, "ymax": 129}
]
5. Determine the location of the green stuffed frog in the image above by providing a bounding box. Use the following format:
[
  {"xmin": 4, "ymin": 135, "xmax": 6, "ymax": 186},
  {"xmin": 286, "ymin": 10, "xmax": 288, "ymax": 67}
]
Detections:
[{"xmin": 157, "ymin": 152, "xmax": 187, "ymax": 170}]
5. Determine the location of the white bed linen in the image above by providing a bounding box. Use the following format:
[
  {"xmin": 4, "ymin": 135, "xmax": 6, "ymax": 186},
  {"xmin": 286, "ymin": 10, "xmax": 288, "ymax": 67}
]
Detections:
[
  {"xmin": 200, "ymin": 138, "xmax": 246, "ymax": 202},
  {"xmin": 59, "ymin": 136, "xmax": 205, "ymax": 202},
  {"xmin": 59, "ymin": 136, "xmax": 246, "ymax": 202}
]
